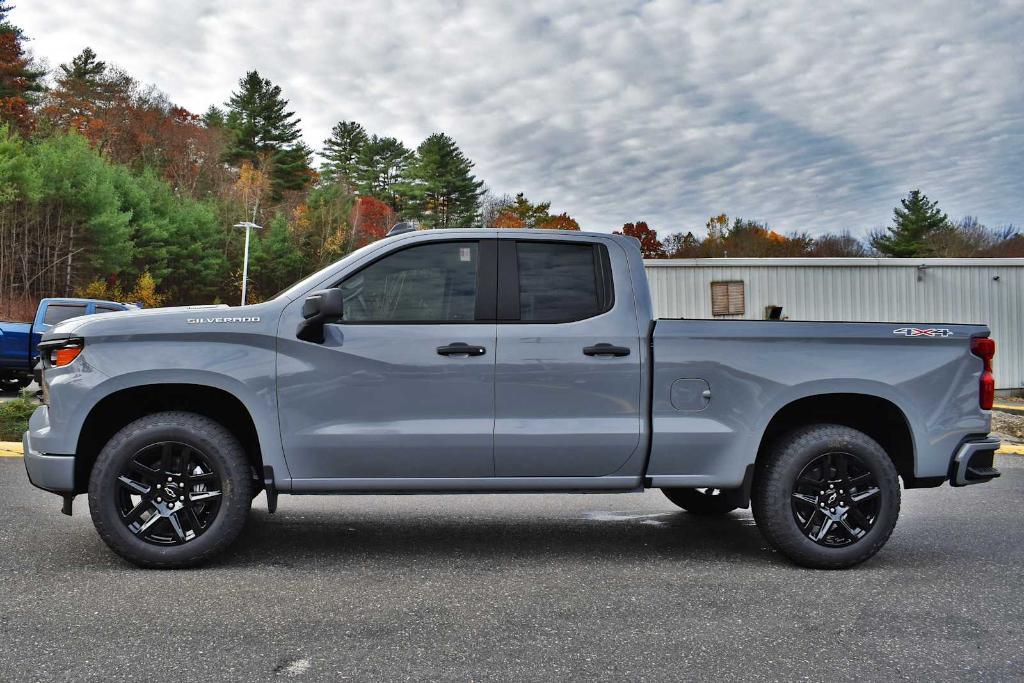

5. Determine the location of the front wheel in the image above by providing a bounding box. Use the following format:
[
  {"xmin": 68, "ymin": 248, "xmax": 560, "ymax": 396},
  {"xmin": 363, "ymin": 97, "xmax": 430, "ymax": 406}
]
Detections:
[
  {"xmin": 88, "ymin": 411, "xmax": 254, "ymax": 568},
  {"xmin": 752, "ymin": 424, "xmax": 900, "ymax": 569}
]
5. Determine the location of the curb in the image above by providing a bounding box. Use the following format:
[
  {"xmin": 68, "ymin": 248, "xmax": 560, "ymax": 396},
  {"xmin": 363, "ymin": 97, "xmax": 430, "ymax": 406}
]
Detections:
[
  {"xmin": 994, "ymin": 403, "xmax": 1024, "ymax": 416},
  {"xmin": 0, "ymin": 441, "xmax": 23, "ymax": 457}
]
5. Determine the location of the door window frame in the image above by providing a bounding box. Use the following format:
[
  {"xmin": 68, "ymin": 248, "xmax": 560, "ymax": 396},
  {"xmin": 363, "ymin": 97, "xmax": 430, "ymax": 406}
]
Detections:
[
  {"xmin": 330, "ymin": 238, "xmax": 497, "ymax": 324},
  {"xmin": 496, "ymin": 240, "xmax": 614, "ymax": 324}
]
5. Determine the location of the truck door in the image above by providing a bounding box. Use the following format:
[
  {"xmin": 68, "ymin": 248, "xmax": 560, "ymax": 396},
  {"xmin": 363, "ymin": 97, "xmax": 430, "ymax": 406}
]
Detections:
[
  {"xmin": 277, "ymin": 239, "xmax": 497, "ymax": 481},
  {"xmin": 493, "ymin": 238, "xmax": 643, "ymax": 477}
]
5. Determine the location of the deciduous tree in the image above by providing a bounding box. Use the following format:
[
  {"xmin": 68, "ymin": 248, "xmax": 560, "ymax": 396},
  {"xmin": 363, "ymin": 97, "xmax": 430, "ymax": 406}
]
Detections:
[
  {"xmin": 0, "ymin": 2, "xmax": 43, "ymax": 135},
  {"xmin": 615, "ymin": 221, "xmax": 664, "ymax": 258},
  {"xmin": 349, "ymin": 196, "xmax": 396, "ymax": 248}
]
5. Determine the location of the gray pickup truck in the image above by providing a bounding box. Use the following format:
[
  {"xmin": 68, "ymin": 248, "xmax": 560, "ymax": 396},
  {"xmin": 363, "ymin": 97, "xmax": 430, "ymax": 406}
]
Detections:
[{"xmin": 24, "ymin": 229, "xmax": 1001, "ymax": 569}]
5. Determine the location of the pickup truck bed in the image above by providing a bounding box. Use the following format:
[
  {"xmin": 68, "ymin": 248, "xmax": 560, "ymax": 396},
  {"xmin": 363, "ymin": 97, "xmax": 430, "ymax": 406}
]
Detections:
[{"xmin": 23, "ymin": 229, "xmax": 1000, "ymax": 569}]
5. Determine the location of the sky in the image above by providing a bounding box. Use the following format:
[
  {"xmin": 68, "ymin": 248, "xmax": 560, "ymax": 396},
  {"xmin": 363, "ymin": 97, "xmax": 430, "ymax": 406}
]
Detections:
[{"xmin": 16, "ymin": 0, "xmax": 1024, "ymax": 236}]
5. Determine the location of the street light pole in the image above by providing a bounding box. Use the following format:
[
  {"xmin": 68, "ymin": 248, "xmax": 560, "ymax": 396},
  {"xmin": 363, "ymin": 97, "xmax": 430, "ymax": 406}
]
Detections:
[{"xmin": 233, "ymin": 221, "xmax": 263, "ymax": 305}]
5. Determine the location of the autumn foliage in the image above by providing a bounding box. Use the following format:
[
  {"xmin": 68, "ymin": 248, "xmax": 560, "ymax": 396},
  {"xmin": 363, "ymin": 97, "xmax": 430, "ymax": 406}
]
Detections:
[
  {"xmin": 615, "ymin": 221, "xmax": 665, "ymax": 258},
  {"xmin": 350, "ymin": 196, "xmax": 397, "ymax": 247}
]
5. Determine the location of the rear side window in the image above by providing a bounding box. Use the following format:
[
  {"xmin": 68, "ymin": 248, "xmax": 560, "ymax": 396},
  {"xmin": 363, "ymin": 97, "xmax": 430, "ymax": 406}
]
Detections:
[
  {"xmin": 43, "ymin": 304, "xmax": 87, "ymax": 325},
  {"xmin": 340, "ymin": 241, "xmax": 479, "ymax": 322},
  {"xmin": 515, "ymin": 242, "xmax": 613, "ymax": 322},
  {"xmin": 95, "ymin": 305, "xmax": 122, "ymax": 313}
]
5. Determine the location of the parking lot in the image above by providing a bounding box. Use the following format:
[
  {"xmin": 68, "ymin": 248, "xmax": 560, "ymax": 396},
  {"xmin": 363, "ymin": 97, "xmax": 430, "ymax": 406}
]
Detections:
[{"xmin": 1, "ymin": 455, "xmax": 1022, "ymax": 681}]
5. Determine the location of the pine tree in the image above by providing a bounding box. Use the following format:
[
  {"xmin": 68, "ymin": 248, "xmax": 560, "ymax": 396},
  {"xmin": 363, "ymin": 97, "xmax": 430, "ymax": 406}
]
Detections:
[
  {"xmin": 871, "ymin": 190, "xmax": 949, "ymax": 257},
  {"xmin": 202, "ymin": 105, "xmax": 225, "ymax": 128},
  {"xmin": 353, "ymin": 134, "xmax": 409, "ymax": 207},
  {"xmin": 320, "ymin": 120, "xmax": 367, "ymax": 186},
  {"xmin": 0, "ymin": 1, "xmax": 45, "ymax": 134},
  {"xmin": 60, "ymin": 46, "xmax": 105, "ymax": 81},
  {"xmin": 43, "ymin": 47, "xmax": 115, "ymax": 129},
  {"xmin": 224, "ymin": 70, "xmax": 310, "ymax": 197},
  {"xmin": 400, "ymin": 133, "xmax": 482, "ymax": 228}
]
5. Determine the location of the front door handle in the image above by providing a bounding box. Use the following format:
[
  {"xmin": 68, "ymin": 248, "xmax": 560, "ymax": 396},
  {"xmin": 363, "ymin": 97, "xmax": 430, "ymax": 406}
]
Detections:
[
  {"xmin": 583, "ymin": 343, "xmax": 631, "ymax": 357},
  {"xmin": 437, "ymin": 342, "xmax": 486, "ymax": 357}
]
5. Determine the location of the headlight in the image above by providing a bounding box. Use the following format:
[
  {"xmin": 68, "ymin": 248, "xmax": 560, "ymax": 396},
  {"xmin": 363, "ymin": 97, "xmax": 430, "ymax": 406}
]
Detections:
[{"xmin": 38, "ymin": 337, "xmax": 85, "ymax": 368}]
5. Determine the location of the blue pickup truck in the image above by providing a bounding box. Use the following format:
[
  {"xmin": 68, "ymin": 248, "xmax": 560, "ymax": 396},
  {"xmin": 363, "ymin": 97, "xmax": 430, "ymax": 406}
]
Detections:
[{"xmin": 0, "ymin": 298, "xmax": 133, "ymax": 391}]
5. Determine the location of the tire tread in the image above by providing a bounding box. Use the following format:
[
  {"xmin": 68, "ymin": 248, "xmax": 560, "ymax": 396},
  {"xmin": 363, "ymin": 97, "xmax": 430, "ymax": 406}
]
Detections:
[
  {"xmin": 88, "ymin": 411, "xmax": 253, "ymax": 569},
  {"xmin": 752, "ymin": 423, "xmax": 901, "ymax": 569}
]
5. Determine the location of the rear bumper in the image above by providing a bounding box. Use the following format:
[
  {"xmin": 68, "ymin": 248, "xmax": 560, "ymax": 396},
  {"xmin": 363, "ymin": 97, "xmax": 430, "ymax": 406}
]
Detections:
[
  {"xmin": 22, "ymin": 429, "xmax": 75, "ymax": 494},
  {"xmin": 949, "ymin": 437, "xmax": 1001, "ymax": 487}
]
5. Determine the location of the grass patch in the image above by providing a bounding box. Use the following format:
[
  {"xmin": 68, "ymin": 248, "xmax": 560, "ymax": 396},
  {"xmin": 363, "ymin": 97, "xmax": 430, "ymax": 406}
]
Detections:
[{"xmin": 0, "ymin": 391, "xmax": 36, "ymax": 441}]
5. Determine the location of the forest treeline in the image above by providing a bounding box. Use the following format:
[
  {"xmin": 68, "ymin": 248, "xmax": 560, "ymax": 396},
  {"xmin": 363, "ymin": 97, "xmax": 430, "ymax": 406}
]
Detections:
[{"xmin": 0, "ymin": 4, "xmax": 1019, "ymax": 316}]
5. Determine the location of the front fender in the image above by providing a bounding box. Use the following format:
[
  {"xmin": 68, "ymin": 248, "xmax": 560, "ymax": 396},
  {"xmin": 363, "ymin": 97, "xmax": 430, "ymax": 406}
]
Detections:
[{"xmin": 36, "ymin": 367, "xmax": 292, "ymax": 490}]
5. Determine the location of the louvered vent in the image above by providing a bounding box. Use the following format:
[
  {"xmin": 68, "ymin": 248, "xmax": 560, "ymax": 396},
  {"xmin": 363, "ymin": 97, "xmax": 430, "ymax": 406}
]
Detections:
[{"xmin": 710, "ymin": 280, "xmax": 744, "ymax": 316}]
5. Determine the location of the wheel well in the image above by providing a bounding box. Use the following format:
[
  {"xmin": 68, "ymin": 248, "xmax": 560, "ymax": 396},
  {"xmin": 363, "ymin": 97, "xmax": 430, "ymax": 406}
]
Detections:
[
  {"xmin": 755, "ymin": 393, "xmax": 916, "ymax": 485},
  {"xmin": 74, "ymin": 384, "xmax": 263, "ymax": 493}
]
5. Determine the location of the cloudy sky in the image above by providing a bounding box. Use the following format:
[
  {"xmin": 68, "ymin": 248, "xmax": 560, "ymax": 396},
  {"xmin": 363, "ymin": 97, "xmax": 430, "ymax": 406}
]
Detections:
[{"xmin": 17, "ymin": 1, "xmax": 1024, "ymax": 235}]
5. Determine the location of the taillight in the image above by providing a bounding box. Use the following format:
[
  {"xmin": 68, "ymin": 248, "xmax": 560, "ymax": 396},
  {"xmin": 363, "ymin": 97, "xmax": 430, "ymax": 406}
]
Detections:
[{"xmin": 971, "ymin": 337, "xmax": 995, "ymax": 410}]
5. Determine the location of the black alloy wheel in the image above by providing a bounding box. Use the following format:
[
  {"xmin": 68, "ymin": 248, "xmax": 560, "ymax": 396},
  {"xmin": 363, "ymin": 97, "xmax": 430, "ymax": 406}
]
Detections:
[
  {"xmin": 115, "ymin": 441, "xmax": 223, "ymax": 545},
  {"xmin": 89, "ymin": 411, "xmax": 253, "ymax": 568},
  {"xmin": 789, "ymin": 451, "xmax": 880, "ymax": 547},
  {"xmin": 751, "ymin": 423, "xmax": 900, "ymax": 569}
]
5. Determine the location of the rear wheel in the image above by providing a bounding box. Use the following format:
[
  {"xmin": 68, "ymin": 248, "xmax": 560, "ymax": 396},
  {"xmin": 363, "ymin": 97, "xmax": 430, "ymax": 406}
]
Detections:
[
  {"xmin": 662, "ymin": 487, "xmax": 740, "ymax": 515},
  {"xmin": 88, "ymin": 411, "xmax": 253, "ymax": 568},
  {"xmin": 752, "ymin": 424, "xmax": 900, "ymax": 569}
]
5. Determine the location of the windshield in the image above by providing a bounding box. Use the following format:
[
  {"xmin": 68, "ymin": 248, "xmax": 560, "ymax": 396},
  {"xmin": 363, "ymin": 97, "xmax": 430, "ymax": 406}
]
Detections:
[{"xmin": 270, "ymin": 240, "xmax": 388, "ymax": 302}]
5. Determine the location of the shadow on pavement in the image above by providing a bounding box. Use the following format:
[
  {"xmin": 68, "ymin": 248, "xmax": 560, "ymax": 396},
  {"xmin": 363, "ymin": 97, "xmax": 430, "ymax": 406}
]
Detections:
[{"xmin": 216, "ymin": 505, "xmax": 777, "ymax": 569}]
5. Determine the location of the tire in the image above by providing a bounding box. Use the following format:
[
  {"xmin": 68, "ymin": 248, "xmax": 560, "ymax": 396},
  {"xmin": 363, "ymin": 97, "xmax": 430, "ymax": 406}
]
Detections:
[
  {"xmin": 88, "ymin": 411, "xmax": 254, "ymax": 568},
  {"xmin": 752, "ymin": 424, "xmax": 900, "ymax": 569},
  {"xmin": 662, "ymin": 487, "xmax": 740, "ymax": 515}
]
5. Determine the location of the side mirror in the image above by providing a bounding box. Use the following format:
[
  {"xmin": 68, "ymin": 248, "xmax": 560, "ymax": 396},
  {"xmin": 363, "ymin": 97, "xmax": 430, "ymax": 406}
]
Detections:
[{"xmin": 296, "ymin": 288, "xmax": 344, "ymax": 343}]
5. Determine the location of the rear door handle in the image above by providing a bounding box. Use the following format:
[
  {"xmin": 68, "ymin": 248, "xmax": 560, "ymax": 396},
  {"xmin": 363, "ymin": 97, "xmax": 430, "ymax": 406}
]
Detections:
[
  {"xmin": 437, "ymin": 342, "xmax": 486, "ymax": 357},
  {"xmin": 583, "ymin": 343, "xmax": 631, "ymax": 357}
]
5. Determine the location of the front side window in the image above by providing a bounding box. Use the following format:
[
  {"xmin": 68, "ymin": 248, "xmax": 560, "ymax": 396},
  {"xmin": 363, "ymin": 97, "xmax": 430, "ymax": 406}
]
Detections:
[
  {"xmin": 516, "ymin": 242, "xmax": 612, "ymax": 322},
  {"xmin": 43, "ymin": 304, "xmax": 87, "ymax": 326},
  {"xmin": 340, "ymin": 241, "xmax": 478, "ymax": 322}
]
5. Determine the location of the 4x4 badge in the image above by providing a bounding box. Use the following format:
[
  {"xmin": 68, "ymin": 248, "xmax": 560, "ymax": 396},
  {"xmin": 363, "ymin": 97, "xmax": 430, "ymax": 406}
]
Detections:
[{"xmin": 892, "ymin": 327, "xmax": 952, "ymax": 337}]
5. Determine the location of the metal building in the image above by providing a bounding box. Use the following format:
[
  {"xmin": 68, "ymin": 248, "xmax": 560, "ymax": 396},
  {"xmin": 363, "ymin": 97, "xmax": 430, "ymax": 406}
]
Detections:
[{"xmin": 644, "ymin": 258, "xmax": 1024, "ymax": 391}]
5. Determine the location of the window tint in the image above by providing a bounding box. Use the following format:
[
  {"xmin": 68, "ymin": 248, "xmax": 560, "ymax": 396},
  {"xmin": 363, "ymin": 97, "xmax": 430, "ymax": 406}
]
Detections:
[
  {"xmin": 340, "ymin": 242, "xmax": 478, "ymax": 322},
  {"xmin": 516, "ymin": 242, "xmax": 612, "ymax": 322},
  {"xmin": 95, "ymin": 305, "xmax": 122, "ymax": 313},
  {"xmin": 43, "ymin": 304, "xmax": 87, "ymax": 326}
]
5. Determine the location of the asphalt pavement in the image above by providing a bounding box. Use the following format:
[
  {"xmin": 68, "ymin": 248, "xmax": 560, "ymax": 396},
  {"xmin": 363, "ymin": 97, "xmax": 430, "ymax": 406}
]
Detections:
[
  {"xmin": 1, "ymin": 456, "xmax": 1022, "ymax": 681},
  {"xmin": 0, "ymin": 381, "xmax": 38, "ymax": 402}
]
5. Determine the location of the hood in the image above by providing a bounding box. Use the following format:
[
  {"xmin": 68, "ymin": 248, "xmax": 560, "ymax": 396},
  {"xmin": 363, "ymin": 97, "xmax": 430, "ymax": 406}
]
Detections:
[{"xmin": 46, "ymin": 303, "xmax": 244, "ymax": 337}]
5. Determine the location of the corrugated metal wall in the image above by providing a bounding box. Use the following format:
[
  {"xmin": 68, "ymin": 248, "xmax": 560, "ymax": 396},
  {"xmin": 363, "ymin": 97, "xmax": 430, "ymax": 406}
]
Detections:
[{"xmin": 644, "ymin": 258, "xmax": 1024, "ymax": 390}]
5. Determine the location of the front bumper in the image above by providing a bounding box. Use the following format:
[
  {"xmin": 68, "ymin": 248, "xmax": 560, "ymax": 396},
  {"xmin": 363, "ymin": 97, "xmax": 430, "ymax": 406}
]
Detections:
[
  {"xmin": 22, "ymin": 427, "xmax": 75, "ymax": 493},
  {"xmin": 949, "ymin": 437, "xmax": 1001, "ymax": 487}
]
